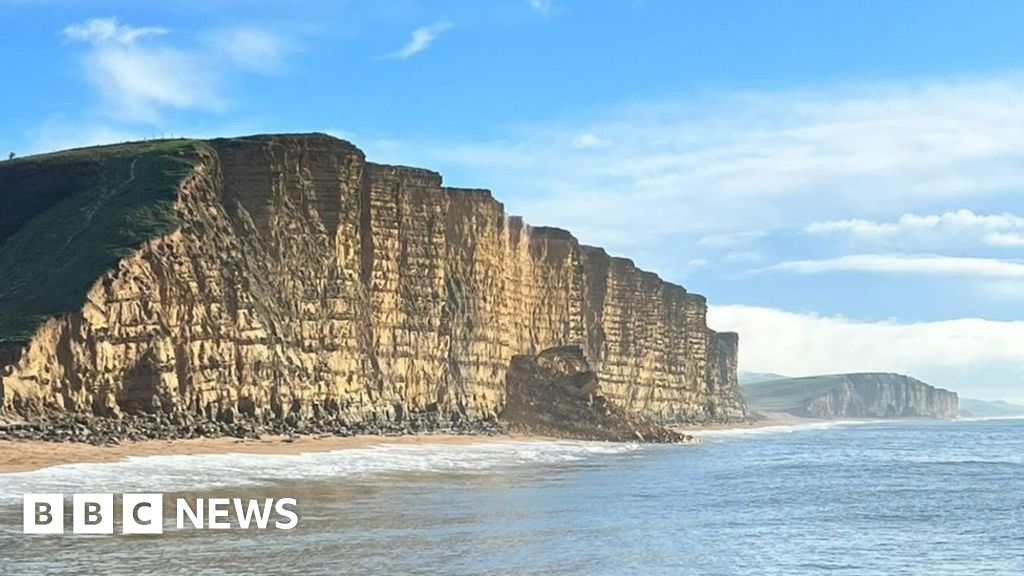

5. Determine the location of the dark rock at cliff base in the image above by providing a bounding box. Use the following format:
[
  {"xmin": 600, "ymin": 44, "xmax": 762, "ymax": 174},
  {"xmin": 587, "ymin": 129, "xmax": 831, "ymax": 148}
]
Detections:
[{"xmin": 501, "ymin": 346, "xmax": 694, "ymax": 443}]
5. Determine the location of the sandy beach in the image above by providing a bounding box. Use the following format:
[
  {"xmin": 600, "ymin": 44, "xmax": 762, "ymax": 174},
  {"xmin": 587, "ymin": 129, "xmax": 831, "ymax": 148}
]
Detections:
[
  {"xmin": 0, "ymin": 412, "xmax": 828, "ymax": 474},
  {"xmin": 0, "ymin": 433, "xmax": 541, "ymax": 474}
]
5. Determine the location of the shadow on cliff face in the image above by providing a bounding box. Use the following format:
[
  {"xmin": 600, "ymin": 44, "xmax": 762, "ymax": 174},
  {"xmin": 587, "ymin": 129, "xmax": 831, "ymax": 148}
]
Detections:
[{"xmin": 500, "ymin": 346, "xmax": 693, "ymax": 443}]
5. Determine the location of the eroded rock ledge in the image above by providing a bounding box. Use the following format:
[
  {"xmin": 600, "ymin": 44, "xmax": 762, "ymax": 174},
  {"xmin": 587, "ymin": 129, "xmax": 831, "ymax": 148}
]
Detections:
[{"xmin": 0, "ymin": 133, "xmax": 746, "ymax": 442}]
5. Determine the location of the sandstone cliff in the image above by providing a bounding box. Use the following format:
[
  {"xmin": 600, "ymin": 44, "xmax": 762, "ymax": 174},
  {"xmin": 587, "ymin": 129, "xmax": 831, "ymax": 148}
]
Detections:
[
  {"xmin": 0, "ymin": 134, "xmax": 746, "ymax": 437},
  {"xmin": 743, "ymin": 373, "xmax": 958, "ymax": 419}
]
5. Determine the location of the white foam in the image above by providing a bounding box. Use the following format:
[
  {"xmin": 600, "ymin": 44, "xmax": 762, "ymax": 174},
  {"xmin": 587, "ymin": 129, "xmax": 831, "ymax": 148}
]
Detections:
[
  {"xmin": 683, "ymin": 418, "xmax": 882, "ymax": 439},
  {"xmin": 0, "ymin": 439, "xmax": 642, "ymax": 503},
  {"xmin": 953, "ymin": 415, "xmax": 1024, "ymax": 422}
]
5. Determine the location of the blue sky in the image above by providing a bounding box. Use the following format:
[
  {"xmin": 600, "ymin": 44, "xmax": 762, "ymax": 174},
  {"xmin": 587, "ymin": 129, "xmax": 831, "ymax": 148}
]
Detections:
[{"xmin": 3, "ymin": 1, "xmax": 1024, "ymax": 401}]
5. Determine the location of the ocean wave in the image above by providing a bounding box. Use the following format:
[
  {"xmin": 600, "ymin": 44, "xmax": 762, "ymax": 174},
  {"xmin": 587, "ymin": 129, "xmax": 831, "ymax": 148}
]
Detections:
[
  {"xmin": 685, "ymin": 419, "xmax": 881, "ymax": 439},
  {"xmin": 953, "ymin": 415, "xmax": 1024, "ymax": 422},
  {"xmin": 0, "ymin": 439, "xmax": 642, "ymax": 503},
  {"xmin": 909, "ymin": 458, "xmax": 1024, "ymax": 467}
]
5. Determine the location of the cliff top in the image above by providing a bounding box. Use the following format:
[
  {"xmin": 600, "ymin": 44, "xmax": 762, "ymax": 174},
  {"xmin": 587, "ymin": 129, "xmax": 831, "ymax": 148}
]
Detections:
[
  {"xmin": 208, "ymin": 132, "xmax": 360, "ymax": 153},
  {"xmin": 0, "ymin": 132, "xmax": 725, "ymax": 345},
  {"xmin": 0, "ymin": 139, "xmax": 198, "ymax": 343},
  {"xmin": 0, "ymin": 133, "xmax": 390, "ymax": 344}
]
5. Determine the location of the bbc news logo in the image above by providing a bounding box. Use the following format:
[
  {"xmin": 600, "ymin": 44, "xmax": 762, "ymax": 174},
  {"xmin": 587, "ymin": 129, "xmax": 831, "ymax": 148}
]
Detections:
[{"xmin": 23, "ymin": 494, "xmax": 299, "ymax": 534}]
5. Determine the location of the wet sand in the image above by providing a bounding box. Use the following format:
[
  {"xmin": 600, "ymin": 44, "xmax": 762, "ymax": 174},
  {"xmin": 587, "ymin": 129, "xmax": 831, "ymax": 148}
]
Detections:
[{"xmin": 0, "ymin": 433, "xmax": 539, "ymax": 474}]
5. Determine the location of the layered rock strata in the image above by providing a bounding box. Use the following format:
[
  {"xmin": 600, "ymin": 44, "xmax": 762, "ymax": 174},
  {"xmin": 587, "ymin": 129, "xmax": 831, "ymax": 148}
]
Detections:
[
  {"xmin": 0, "ymin": 134, "xmax": 746, "ymax": 435},
  {"xmin": 802, "ymin": 374, "xmax": 958, "ymax": 419}
]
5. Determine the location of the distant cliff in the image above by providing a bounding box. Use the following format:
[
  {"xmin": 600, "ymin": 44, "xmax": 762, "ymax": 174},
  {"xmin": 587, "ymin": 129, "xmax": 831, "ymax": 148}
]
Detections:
[
  {"xmin": 743, "ymin": 373, "xmax": 958, "ymax": 419},
  {"xmin": 958, "ymin": 398, "xmax": 1024, "ymax": 419},
  {"xmin": 0, "ymin": 133, "xmax": 745, "ymax": 440}
]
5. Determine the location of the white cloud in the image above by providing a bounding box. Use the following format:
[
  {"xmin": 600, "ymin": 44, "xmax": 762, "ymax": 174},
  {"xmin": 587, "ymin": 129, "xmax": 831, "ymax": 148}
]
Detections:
[
  {"xmin": 803, "ymin": 218, "xmax": 899, "ymax": 236},
  {"xmin": 377, "ymin": 75, "xmax": 1024, "ymax": 263},
  {"xmin": 698, "ymin": 231, "xmax": 767, "ymax": 248},
  {"xmin": 83, "ymin": 45, "xmax": 219, "ymax": 122},
  {"xmin": 709, "ymin": 304, "xmax": 1024, "ymax": 402},
  {"xmin": 986, "ymin": 232, "xmax": 1024, "ymax": 246},
  {"xmin": 62, "ymin": 18, "xmax": 217, "ymax": 122},
  {"xmin": 527, "ymin": 0, "xmax": 553, "ymax": 16},
  {"xmin": 769, "ymin": 254, "xmax": 1024, "ymax": 277},
  {"xmin": 805, "ymin": 209, "xmax": 1024, "ymax": 246},
  {"xmin": 389, "ymin": 22, "xmax": 453, "ymax": 59},
  {"xmin": 211, "ymin": 27, "xmax": 288, "ymax": 73},
  {"xmin": 62, "ymin": 17, "xmax": 166, "ymax": 45},
  {"xmin": 60, "ymin": 18, "xmax": 288, "ymax": 125},
  {"xmin": 572, "ymin": 132, "xmax": 609, "ymax": 149}
]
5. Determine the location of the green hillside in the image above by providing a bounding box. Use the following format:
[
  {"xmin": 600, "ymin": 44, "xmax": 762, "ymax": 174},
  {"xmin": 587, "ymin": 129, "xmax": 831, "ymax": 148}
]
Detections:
[{"xmin": 0, "ymin": 139, "xmax": 198, "ymax": 343}]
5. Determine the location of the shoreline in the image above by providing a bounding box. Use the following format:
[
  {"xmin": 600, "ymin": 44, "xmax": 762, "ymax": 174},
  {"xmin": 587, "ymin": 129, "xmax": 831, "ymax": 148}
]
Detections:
[
  {"xmin": 677, "ymin": 412, "xmax": 978, "ymax": 436},
  {"xmin": 673, "ymin": 411, "xmax": 818, "ymax": 434},
  {"xmin": 0, "ymin": 433, "xmax": 556, "ymax": 475},
  {"xmin": 0, "ymin": 413, "xmax": 974, "ymax": 474}
]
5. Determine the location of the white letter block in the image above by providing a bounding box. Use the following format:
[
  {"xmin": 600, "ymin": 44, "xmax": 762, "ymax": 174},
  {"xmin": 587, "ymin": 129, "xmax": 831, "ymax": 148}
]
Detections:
[
  {"xmin": 122, "ymin": 493, "xmax": 164, "ymax": 535},
  {"xmin": 73, "ymin": 493, "xmax": 114, "ymax": 534},
  {"xmin": 23, "ymin": 493, "xmax": 64, "ymax": 534}
]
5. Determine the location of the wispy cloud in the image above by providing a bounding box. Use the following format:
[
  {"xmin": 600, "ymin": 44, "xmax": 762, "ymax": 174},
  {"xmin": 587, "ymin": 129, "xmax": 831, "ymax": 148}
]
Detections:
[
  {"xmin": 769, "ymin": 254, "xmax": 1024, "ymax": 277},
  {"xmin": 63, "ymin": 18, "xmax": 215, "ymax": 122},
  {"xmin": 805, "ymin": 209, "xmax": 1024, "ymax": 247},
  {"xmin": 571, "ymin": 132, "xmax": 609, "ymax": 149},
  {"xmin": 62, "ymin": 17, "xmax": 166, "ymax": 45},
  {"xmin": 59, "ymin": 17, "xmax": 288, "ymax": 126},
  {"xmin": 709, "ymin": 304, "xmax": 1024, "ymax": 402},
  {"xmin": 803, "ymin": 218, "xmax": 900, "ymax": 236},
  {"xmin": 82, "ymin": 43, "xmax": 219, "ymax": 123},
  {"xmin": 210, "ymin": 27, "xmax": 289, "ymax": 73},
  {"xmin": 986, "ymin": 232, "xmax": 1024, "ymax": 246},
  {"xmin": 527, "ymin": 0, "xmax": 553, "ymax": 16},
  {"xmin": 698, "ymin": 231, "xmax": 768, "ymax": 249},
  {"xmin": 372, "ymin": 75, "xmax": 1024, "ymax": 269},
  {"xmin": 389, "ymin": 22, "xmax": 452, "ymax": 59}
]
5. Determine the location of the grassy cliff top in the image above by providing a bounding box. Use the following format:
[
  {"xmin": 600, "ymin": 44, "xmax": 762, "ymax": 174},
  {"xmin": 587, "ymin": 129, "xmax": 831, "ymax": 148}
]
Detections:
[{"xmin": 0, "ymin": 139, "xmax": 199, "ymax": 343}]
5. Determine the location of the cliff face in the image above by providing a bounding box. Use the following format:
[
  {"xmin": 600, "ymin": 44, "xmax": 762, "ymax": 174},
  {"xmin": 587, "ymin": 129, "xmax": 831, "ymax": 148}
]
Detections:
[
  {"xmin": 803, "ymin": 374, "xmax": 958, "ymax": 419},
  {"xmin": 0, "ymin": 134, "xmax": 746, "ymax": 430},
  {"xmin": 743, "ymin": 373, "xmax": 958, "ymax": 419}
]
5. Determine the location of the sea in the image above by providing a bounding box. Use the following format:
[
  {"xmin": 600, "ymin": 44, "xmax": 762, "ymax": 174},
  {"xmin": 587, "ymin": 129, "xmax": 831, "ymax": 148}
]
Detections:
[{"xmin": 1, "ymin": 418, "xmax": 1022, "ymax": 575}]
